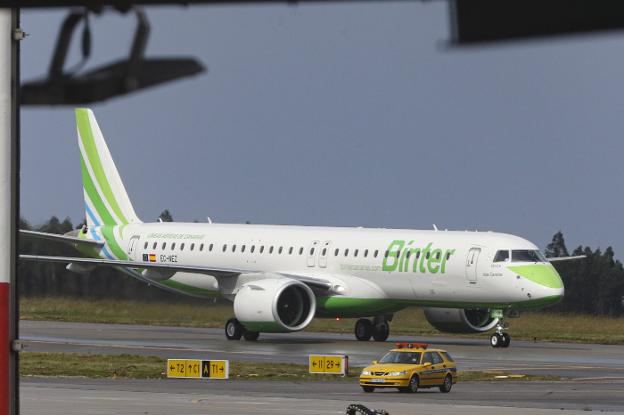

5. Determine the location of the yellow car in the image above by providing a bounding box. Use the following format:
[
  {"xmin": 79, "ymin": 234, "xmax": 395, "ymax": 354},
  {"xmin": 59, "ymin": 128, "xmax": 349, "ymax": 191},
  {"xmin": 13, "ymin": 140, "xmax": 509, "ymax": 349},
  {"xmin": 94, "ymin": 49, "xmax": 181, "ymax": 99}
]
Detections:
[{"xmin": 359, "ymin": 343, "xmax": 457, "ymax": 393}]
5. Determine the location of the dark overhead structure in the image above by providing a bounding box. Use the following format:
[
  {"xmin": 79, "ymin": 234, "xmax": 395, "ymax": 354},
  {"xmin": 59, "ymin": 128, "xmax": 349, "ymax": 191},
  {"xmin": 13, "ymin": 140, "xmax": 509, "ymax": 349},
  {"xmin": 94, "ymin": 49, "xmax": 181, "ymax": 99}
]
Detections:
[
  {"xmin": 451, "ymin": 0, "xmax": 624, "ymax": 45},
  {"xmin": 21, "ymin": 9, "xmax": 205, "ymax": 105}
]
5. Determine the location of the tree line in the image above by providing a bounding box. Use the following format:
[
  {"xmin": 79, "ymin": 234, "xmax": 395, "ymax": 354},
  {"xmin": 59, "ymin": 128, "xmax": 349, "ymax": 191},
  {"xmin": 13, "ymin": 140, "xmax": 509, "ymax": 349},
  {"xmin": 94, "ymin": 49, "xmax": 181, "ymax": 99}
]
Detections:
[{"xmin": 18, "ymin": 215, "xmax": 624, "ymax": 315}]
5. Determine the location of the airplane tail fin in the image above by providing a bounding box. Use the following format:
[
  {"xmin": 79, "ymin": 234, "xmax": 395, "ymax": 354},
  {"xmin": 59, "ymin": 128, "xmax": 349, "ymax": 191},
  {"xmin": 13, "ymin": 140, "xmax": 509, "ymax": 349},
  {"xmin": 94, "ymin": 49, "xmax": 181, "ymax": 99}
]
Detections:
[{"xmin": 76, "ymin": 108, "xmax": 142, "ymax": 227}]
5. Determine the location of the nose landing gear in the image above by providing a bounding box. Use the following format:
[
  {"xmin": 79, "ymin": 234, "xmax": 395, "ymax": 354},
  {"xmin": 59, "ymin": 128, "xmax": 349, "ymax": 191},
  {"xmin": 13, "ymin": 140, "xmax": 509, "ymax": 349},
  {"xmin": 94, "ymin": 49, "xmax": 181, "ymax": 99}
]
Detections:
[{"xmin": 490, "ymin": 321, "xmax": 511, "ymax": 348}]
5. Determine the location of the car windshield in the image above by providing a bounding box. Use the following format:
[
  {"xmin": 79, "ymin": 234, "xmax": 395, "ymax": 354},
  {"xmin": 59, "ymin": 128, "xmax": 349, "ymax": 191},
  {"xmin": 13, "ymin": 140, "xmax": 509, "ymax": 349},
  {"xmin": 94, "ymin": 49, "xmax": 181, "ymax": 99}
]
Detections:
[
  {"xmin": 378, "ymin": 351, "xmax": 422, "ymax": 364},
  {"xmin": 511, "ymin": 249, "xmax": 547, "ymax": 263}
]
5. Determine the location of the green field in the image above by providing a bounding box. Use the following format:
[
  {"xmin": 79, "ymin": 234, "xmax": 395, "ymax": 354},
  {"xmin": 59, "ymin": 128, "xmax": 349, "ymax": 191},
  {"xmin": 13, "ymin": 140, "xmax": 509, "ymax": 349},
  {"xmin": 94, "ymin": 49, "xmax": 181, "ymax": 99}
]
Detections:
[
  {"xmin": 20, "ymin": 352, "xmax": 560, "ymax": 382},
  {"xmin": 20, "ymin": 297, "xmax": 624, "ymax": 344}
]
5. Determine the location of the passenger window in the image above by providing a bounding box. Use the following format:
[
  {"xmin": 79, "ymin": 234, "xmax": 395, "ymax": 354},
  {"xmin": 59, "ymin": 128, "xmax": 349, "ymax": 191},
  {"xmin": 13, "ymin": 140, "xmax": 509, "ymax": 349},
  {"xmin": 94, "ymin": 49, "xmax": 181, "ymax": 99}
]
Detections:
[
  {"xmin": 426, "ymin": 252, "xmax": 430, "ymax": 259},
  {"xmin": 153, "ymin": 242, "xmax": 157, "ymax": 249},
  {"xmin": 232, "ymin": 245, "xmax": 236, "ymax": 252},
  {"xmin": 180, "ymin": 243, "xmax": 185, "ymax": 251},
  {"xmin": 374, "ymin": 250, "xmax": 378, "ymax": 258},
  {"xmin": 209, "ymin": 243, "xmax": 213, "ymax": 252},
  {"xmin": 269, "ymin": 246, "xmax": 274, "ymax": 254},
  {"xmin": 299, "ymin": 247, "xmax": 303, "ymax": 255},
  {"xmin": 406, "ymin": 251, "xmax": 411, "ymax": 259},
  {"xmin": 344, "ymin": 249, "xmax": 349, "ymax": 257},
  {"xmin": 171, "ymin": 242, "xmax": 176, "ymax": 250},
  {"xmin": 190, "ymin": 243, "xmax": 195, "ymax": 251},
  {"xmin": 364, "ymin": 249, "xmax": 368, "ymax": 257},
  {"xmin": 321, "ymin": 248, "xmax": 327, "ymax": 256},
  {"xmin": 260, "ymin": 246, "xmax": 265, "ymax": 253},
  {"xmin": 162, "ymin": 242, "xmax": 167, "ymax": 249},
  {"xmin": 334, "ymin": 248, "xmax": 339, "ymax": 256},
  {"xmin": 310, "ymin": 248, "xmax": 315, "ymax": 255},
  {"xmin": 242, "ymin": 245, "xmax": 246, "ymax": 253},
  {"xmin": 143, "ymin": 242, "xmax": 148, "ymax": 249},
  {"xmin": 278, "ymin": 247, "xmax": 283, "ymax": 254},
  {"xmin": 422, "ymin": 352, "xmax": 434, "ymax": 365},
  {"xmin": 289, "ymin": 247, "xmax": 293, "ymax": 255},
  {"xmin": 446, "ymin": 252, "xmax": 451, "ymax": 260},
  {"xmin": 354, "ymin": 249, "xmax": 359, "ymax": 257},
  {"xmin": 222, "ymin": 244, "xmax": 227, "ymax": 252},
  {"xmin": 493, "ymin": 250, "xmax": 510, "ymax": 262},
  {"xmin": 432, "ymin": 352, "xmax": 443, "ymax": 365},
  {"xmin": 200, "ymin": 243, "xmax": 204, "ymax": 251},
  {"xmin": 384, "ymin": 250, "xmax": 388, "ymax": 258},
  {"xmin": 251, "ymin": 245, "xmax": 255, "ymax": 253}
]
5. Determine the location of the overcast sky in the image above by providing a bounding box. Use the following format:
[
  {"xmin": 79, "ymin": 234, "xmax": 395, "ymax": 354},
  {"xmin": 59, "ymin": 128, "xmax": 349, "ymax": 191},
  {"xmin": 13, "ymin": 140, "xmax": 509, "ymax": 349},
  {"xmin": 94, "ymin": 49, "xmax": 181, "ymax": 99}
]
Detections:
[{"xmin": 19, "ymin": 3, "xmax": 624, "ymax": 256}]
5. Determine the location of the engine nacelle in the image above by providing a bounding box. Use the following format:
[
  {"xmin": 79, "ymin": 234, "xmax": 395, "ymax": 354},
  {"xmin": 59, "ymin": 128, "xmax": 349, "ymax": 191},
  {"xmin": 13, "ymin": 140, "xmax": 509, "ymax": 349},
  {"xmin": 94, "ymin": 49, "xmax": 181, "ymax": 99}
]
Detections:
[
  {"xmin": 234, "ymin": 278, "xmax": 316, "ymax": 333},
  {"xmin": 423, "ymin": 307, "xmax": 499, "ymax": 333}
]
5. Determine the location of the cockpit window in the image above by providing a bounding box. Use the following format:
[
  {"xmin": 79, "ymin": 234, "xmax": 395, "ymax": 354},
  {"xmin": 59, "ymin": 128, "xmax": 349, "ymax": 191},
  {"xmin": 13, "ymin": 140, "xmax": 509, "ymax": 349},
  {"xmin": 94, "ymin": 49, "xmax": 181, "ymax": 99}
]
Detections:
[
  {"xmin": 493, "ymin": 250, "xmax": 510, "ymax": 262},
  {"xmin": 512, "ymin": 250, "xmax": 546, "ymax": 263}
]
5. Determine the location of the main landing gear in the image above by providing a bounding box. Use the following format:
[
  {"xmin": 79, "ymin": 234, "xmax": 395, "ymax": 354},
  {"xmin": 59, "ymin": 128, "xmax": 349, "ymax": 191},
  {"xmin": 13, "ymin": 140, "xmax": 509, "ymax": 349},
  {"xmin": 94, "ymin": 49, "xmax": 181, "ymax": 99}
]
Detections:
[
  {"xmin": 490, "ymin": 321, "xmax": 511, "ymax": 348},
  {"xmin": 225, "ymin": 318, "xmax": 260, "ymax": 341},
  {"xmin": 355, "ymin": 315, "xmax": 391, "ymax": 342}
]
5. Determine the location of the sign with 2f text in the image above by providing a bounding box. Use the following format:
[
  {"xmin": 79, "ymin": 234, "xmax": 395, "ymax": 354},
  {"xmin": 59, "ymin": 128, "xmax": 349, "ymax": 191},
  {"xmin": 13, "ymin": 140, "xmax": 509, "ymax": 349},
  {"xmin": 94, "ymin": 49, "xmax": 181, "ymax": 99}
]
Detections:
[
  {"xmin": 166, "ymin": 359, "xmax": 229, "ymax": 379},
  {"xmin": 309, "ymin": 355, "xmax": 348, "ymax": 375}
]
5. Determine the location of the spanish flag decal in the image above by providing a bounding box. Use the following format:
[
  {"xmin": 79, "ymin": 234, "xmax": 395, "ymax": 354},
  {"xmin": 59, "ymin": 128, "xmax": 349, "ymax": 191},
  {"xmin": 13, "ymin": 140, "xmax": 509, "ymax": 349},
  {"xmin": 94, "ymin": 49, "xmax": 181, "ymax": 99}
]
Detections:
[{"xmin": 143, "ymin": 253, "xmax": 157, "ymax": 262}]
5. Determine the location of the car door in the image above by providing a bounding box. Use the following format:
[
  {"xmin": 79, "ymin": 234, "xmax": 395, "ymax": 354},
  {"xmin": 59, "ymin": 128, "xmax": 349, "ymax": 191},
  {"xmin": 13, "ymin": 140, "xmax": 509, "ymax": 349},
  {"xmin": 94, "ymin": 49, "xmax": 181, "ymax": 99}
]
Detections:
[
  {"xmin": 420, "ymin": 352, "xmax": 435, "ymax": 385},
  {"xmin": 430, "ymin": 352, "xmax": 446, "ymax": 385}
]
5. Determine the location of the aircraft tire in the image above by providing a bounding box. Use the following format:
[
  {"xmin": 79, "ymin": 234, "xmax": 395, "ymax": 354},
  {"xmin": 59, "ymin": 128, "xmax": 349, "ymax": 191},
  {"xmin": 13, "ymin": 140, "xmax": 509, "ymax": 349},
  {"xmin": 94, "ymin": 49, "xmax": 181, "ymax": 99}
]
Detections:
[
  {"xmin": 355, "ymin": 318, "xmax": 373, "ymax": 341},
  {"xmin": 243, "ymin": 330, "xmax": 260, "ymax": 341},
  {"xmin": 490, "ymin": 332, "xmax": 502, "ymax": 348},
  {"xmin": 225, "ymin": 318, "xmax": 244, "ymax": 340},
  {"xmin": 501, "ymin": 333, "xmax": 511, "ymax": 348},
  {"xmin": 372, "ymin": 322, "xmax": 390, "ymax": 342}
]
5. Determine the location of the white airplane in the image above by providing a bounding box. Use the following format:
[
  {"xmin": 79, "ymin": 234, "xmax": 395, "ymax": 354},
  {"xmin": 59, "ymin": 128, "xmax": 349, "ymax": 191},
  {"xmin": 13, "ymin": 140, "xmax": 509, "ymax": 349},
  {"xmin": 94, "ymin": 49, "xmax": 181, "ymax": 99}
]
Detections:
[{"xmin": 21, "ymin": 109, "xmax": 581, "ymax": 348}]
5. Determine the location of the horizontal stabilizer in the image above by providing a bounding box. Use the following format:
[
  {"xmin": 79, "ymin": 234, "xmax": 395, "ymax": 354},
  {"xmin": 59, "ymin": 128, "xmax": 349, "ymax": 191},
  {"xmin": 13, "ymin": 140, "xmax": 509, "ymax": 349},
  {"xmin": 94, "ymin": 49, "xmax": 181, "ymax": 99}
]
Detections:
[{"xmin": 20, "ymin": 230, "xmax": 104, "ymax": 247}]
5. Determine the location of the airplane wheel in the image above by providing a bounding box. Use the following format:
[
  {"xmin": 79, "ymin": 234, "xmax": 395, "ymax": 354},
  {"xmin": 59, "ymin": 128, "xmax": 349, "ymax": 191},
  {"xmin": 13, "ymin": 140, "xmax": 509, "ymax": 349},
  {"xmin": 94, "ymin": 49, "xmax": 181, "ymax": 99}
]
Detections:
[
  {"xmin": 490, "ymin": 332, "xmax": 502, "ymax": 348},
  {"xmin": 372, "ymin": 322, "xmax": 390, "ymax": 342},
  {"xmin": 355, "ymin": 318, "xmax": 373, "ymax": 341},
  {"xmin": 225, "ymin": 318, "xmax": 243, "ymax": 340},
  {"xmin": 501, "ymin": 333, "xmax": 511, "ymax": 348},
  {"xmin": 243, "ymin": 330, "xmax": 260, "ymax": 341}
]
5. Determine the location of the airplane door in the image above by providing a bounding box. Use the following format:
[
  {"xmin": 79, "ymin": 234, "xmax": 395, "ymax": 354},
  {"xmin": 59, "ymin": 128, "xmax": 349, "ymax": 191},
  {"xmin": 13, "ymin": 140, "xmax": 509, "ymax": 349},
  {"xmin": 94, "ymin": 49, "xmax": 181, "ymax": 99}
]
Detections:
[
  {"xmin": 318, "ymin": 241, "xmax": 331, "ymax": 268},
  {"xmin": 127, "ymin": 235, "xmax": 141, "ymax": 260},
  {"xmin": 307, "ymin": 240, "xmax": 320, "ymax": 267},
  {"xmin": 465, "ymin": 247, "xmax": 481, "ymax": 283}
]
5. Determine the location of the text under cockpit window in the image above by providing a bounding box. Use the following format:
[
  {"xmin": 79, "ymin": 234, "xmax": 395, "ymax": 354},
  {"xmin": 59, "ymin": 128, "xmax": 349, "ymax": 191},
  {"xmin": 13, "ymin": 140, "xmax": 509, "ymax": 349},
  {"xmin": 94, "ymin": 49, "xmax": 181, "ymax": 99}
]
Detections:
[
  {"xmin": 511, "ymin": 250, "xmax": 546, "ymax": 263},
  {"xmin": 493, "ymin": 250, "xmax": 510, "ymax": 262}
]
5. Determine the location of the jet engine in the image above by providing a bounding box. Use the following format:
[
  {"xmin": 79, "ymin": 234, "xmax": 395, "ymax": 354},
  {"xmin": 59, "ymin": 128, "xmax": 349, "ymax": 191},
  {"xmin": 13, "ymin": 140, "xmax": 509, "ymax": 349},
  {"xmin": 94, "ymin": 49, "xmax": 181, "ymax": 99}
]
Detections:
[
  {"xmin": 423, "ymin": 307, "xmax": 499, "ymax": 333},
  {"xmin": 233, "ymin": 278, "xmax": 316, "ymax": 333}
]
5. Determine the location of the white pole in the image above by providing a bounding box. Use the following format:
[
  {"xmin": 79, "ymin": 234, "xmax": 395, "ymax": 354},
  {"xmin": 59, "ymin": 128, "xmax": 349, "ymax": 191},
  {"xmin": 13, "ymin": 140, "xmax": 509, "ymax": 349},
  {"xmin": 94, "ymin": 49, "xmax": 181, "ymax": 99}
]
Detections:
[{"xmin": 0, "ymin": 8, "xmax": 14, "ymax": 415}]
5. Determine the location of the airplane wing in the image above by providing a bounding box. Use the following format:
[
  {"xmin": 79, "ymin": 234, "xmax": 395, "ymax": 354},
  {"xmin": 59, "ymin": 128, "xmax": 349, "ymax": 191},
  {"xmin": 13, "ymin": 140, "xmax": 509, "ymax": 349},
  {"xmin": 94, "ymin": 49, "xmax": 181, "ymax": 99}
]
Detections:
[
  {"xmin": 19, "ymin": 254, "xmax": 241, "ymax": 279},
  {"xmin": 18, "ymin": 254, "xmax": 333, "ymax": 291},
  {"xmin": 20, "ymin": 229, "xmax": 104, "ymax": 248},
  {"xmin": 546, "ymin": 255, "xmax": 586, "ymax": 263}
]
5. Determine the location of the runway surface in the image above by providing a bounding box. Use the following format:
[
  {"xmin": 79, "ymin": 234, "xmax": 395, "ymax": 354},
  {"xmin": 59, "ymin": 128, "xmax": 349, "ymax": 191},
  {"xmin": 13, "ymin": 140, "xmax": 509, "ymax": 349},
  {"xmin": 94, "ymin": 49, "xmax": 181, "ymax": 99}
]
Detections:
[
  {"xmin": 21, "ymin": 377, "xmax": 624, "ymax": 414},
  {"xmin": 20, "ymin": 320, "xmax": 624, "ymax": 378}
]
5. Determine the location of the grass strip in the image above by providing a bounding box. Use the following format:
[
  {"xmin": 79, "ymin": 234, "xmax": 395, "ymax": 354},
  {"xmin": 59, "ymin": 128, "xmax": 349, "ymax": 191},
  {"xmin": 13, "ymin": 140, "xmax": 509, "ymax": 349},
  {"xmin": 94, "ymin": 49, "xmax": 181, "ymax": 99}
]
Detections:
[
  {"xmin": 20, "ymin": 352, "xmax": 561, "ymax": 382},
  {"xmin": 20, "ymin": 297, "xmax": 624, "ymax": 344}
]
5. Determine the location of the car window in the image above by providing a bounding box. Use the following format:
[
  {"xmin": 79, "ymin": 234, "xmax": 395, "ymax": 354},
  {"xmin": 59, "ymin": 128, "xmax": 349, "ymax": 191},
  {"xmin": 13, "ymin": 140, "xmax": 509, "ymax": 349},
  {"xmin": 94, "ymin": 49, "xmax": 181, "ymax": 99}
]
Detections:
[
  {"xmin": 441, "ymin": 352, "xmax": 455, "ymax": 363},
  {"xmin": 422, "ymin": 352, "xmax": 434, "ymax": 364},
  {"xmin": 431, "ymin": 352, "xmax": 443, "ymax": 365},
  {"xmin": 379, "ymin": 351, "xmax": 421, "ymax": 364}
]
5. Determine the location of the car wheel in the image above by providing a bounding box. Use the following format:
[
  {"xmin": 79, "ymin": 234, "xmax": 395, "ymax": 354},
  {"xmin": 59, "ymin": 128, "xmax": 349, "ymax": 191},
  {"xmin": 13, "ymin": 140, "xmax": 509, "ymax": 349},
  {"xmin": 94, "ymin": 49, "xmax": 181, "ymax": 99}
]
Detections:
[
  {"xmin": 361, "ymin": 386, "xmax": 375, "ymax": 393},
  {"xmin": 439, "ymin": 374, "xmax": 452, "ymax": 393},
  {"xmin": 225, "ymin": 318, "xmax": 243, "ymax": 340},
  {"xmin": 406, "ymin": 375, "xmax": 419, "ymax": 393},
  {"xmin": 243, "ymin": 330, "xmax": 260, "ymax": 341},
  {"xmin": 355, "ymin": 319, "xmax": 373, "ymax": 341}
]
